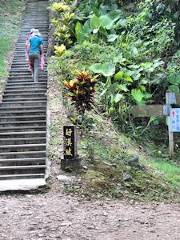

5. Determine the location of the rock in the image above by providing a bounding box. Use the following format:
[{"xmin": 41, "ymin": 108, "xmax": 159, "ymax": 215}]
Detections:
[
  {"xmin": 57, "ymin": 175, "xmax": 75, "ymax": 185},
  {"xmin": 123, "ymin": 172, "xmax": 133, "ymax": 182},
  {"xmin": 127, "ymin": 156, "xmax": 144, "ymax": 170},
  {"xmin": 128, "ymin": 156, "xmax": 139, "ymax": 166},
  {"xmin": 60, "ymin": 221, "xmax": 72, "ymax": 227}
]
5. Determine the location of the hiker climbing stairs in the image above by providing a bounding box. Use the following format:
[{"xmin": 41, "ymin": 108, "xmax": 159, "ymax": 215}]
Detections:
[{"xmin": 0, "ymin": 0, "xmax": 49, "ymax": 189}]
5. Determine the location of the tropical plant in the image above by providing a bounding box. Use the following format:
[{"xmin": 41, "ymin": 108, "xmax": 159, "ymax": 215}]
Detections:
[
  {"xmin": 64, "ymin": 71, "xmax": 97, "ymax": 113},
  {"xmin": 50, "ymin": 2, "xmax": 75, "ymax": 48}
]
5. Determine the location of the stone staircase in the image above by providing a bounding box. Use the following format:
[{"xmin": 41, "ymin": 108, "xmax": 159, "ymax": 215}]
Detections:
[{"xmin": 0, "ymin": 0, "xmax": 49, "ymax": 190}]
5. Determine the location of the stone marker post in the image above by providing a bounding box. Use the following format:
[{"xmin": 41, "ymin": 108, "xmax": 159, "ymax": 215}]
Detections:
[{"xmin": 61, "ymin": 126, "xmax": 81, "ymax": 171}]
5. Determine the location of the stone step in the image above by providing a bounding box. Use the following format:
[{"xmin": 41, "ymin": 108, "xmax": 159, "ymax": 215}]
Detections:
[
  {"xmin": 9, "ymin": 71, "xmax": 47, "ymax": 75},
  {"xmin": 0, "ymin": 101, "xmax": 47, "ymax": 107},
  {"xmin": 0, "ymin": 157, "xmax": 45, "ymax": 164},
  {"xmin": 0, "ymin": 173, "xmax": 45, "ymax": 180},
  {"xmin": 6, "ymin": 80, "xmax": 47, "ymax": 85},
  {"xmin": 0, "ymin": 138, "xmax": 46, "ymax": 145},
  {"xmin": 9, "ymin": 68, "xmax": 47, "ymax": 73},
  {"xmin": 0, "ymin": 144, "xmax": 46, "ymax": 152},
  {"xmin": 0, "ymin": 165, "xmax": 46, "ymax": 171},
  {"xmin": 3, "ymin": 97, "xmax": 47, "ymax": 102},
  {"xmin": 0, "ymin": 168, "xmax": 46, "ymax": 176},
  {"xmin": 0, "ymin": 151, "xmax": 46, "ymax": 159},
  {"xmin": 11, "ymin": 59, "xmax": 47, "ymax": 65},
  {"xmin": 0, "ymin": 109, "xmax": 46, "ymax": 114},
  {"xmin": 0, "ymin": 115, "xmax": 46, "ymax": 122},
  {"xmin": 0, "ymin": 131, "xmax": 46, "ymax": 138},
  {"xmin": 0, "ymin": 126, "xmax": 46, "ymax": 133},
  {"xmin": 7, "ymin": 80, "xmax": 47, "ymax": 85},
  {"xmin": 7, "ymin": 78, "xmax": 47, "ymax": 83},
  {"xmin": 5, "ymin": 84, "xmax": 47, "ymax": 89},
  {"xmin": 4, "ymin": 88, "xmax": 47, "ymax": 93},
  {"xmin": 0, "ymin": 120, "xmax": 46, "ymax": 126},
  {"xmin": 3, "ymin": 93, "xmax": 46, "ymax": 99},
  {"xmin": 0, "ymin": 105, "xmax": 46, "ymax": 110},
  {"xmin": 4, "ymin": 89, "xmax": 46, "ymax": 94}
]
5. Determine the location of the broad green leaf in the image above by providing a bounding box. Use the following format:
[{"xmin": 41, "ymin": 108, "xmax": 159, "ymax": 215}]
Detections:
[
  {"xmin": 114, "ymin": 93, "xmax": 123, "ymax": 103},
  {"xmin": 75, "ymin": 21, "xmax": 83, "ymax": 42},
  {"xmin": 168, "ymin": 73, "xmax": 180, "ymax": 85},
  {"xmin": 131, "ymin": 46, "xmax": 138, "ymax": 57},
  {"xmin": 116, "ymin": 19, "xmax": 127, "ymax": 27},
  {"xmin": 89, "ymin": 63, "xmax": 115, "ymax": 77},
  {"xmin": 118, "ymin": 84, "xmax": 129, "ymax": 92},
  {"xmin": 114, "ymin": 71, "xmax": 124, "ymax": 80},
  {"xmin": 90, "ymin": 15, "xmax": 101, "ymax": 30},
  {"xmin": 114, "ymin": 71, "xmax": 133, "ymax": 82},
  {"xmin": 107, "ymin": 34, "xmax": 118, "ymax": 42},
  {"xmin": 141, "ymin": 62, "xmax": 153, "ymax": 70},
  {"xmin": 99, "ymin": 15, "xmax": 114, "ymax": 29},
  {"xmin": 83, "ymin": 20, "xmax": 91, "ymax": 34},
  {"xmin": 123, "ymin": 73, "xmax": 133, "ymax": 82},
  {"xmin": 169, "ymin": 85, "xmax": 179, "ymax": 93},
  {"xmin": 131, "ymin": 89, "xmax": 144, "ymax": 104},
  {"xmin": 108, "ymin": 10, "xmax": 123, "ymax": 21}
]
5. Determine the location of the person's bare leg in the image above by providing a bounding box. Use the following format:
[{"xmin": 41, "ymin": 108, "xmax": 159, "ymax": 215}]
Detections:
[{"xmin": 33, "ymin": 56, "xmax": 39, "ymax": 82}]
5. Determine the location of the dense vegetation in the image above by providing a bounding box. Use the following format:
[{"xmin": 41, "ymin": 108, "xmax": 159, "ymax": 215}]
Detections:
[{"xmin": 48, "ymin": 0, "xmax": 180, "ymax": 200}]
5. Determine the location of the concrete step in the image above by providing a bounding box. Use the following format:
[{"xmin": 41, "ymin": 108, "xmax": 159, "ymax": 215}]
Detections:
[
  {"xmin": 3, "ymin": 97, "xmax": 47, "ymax": 102},
  {"xmin": 0, "ymin": 165, "xmax": 46, "ymax": 170},
  {"xmin": 0, "ymin": 109, "xmax": 46, "ymax": 114},
  {"xmin": 8, "ymin": 74, "xmax": 47, "ymax": 78},
  {"xmin": 0, "ymin": 168, "xmax": 46, "ymax": 176},
  {"xmin": 0, "ymin": 138, "xmax": 46, "ymax": 145},
  {"xmin": 0, "ymin": 143, "xmax": 46, "ymax": 152},
  {"xmin": 0, "ymin": 101, "xmax": 47, "ymax": 107},
  {"xmin": 4, "ymin": 89, "xmax": 46, "ymax": 94},
  {"xmin": 0, "ymin": 115, "xmax": 46, "ymax": 122},
  {"xmin": 8, "ymin": 73, "xmax": 47, "ymax": 77},
  {"xmin": 0, "ymin": 131, "xmax": 46, "ymax": 138},
  {"xmin": 0, "ymin": 158, "xmax": 45, "ymax": 166},
  {"xmin": 10, "ymin": 63, "xmax": 47, "ymax": 66},
  {"xmin": 5, "ymin": 84, "xmax": 47, "ymax": 90},
  {"xmin": 7, "ymin": 81, "xmax": 47, "ymax": 85},
  {"xmin": 6, "ymin": 80, "xmax": 47, "ymax": 84},
  {"xmin": 9, "ymin": 68, "xmax": 47, "ymax": 73},
  {"xmin": 0, "ymin": 105, "xmax": 46, "ymax": 110},
  {"xmin": 0, "ymin": 126, "xmax": 46, "ymax": 133},
  {"xmin": 0, "ymin": 151, "xmax": 46, "ymax": 159},
  {"xmin": 0, "ymin": 174, "xmax": 45, "ymax": 180},
  {"xmin": 3, "ymin": 93, "xmax": 46, "ymax": 99},
  {"xmin": 0, "ymin": 120, "xmax": 46, "ymax": 125}
]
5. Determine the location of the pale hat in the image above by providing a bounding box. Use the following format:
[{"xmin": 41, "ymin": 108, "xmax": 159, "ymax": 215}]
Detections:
[
  {"xmin": 32, "ymin": 28, "xmax": 41, "ymax": 36},
  {"xmin": 30, "ymin": 28, "xmax": 36, "ymax": 33}
]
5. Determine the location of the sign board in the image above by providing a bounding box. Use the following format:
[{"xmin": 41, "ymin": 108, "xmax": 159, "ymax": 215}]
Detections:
[
  {"xmin": 166, "ymin": 92, "xmax": 176, "ymax": 105},
  {"xmin": 63, "ymin": 126, "xmax": 77, "ymax": 160},
  {"xmin": 169, "ymin": 108, "xmax": 180, "ymax": 132}
]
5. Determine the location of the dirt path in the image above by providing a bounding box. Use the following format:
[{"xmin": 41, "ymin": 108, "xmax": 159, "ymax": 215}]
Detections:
[{"xmin": 0, "ymin": 192, "xmax": 179, "ymax": 240}]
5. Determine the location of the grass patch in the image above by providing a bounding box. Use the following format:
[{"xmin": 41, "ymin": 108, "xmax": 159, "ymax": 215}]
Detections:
[
  {"xmin": 0, "ymin": 0, "xmax": 24, "ymax": 79},
  {"xmin": 62, "ymin": 111, "xmax": 179, "ymax": 202},
  {"xmin": 148, "ymin": 159, "xmax": 180, "ymax": 189}
]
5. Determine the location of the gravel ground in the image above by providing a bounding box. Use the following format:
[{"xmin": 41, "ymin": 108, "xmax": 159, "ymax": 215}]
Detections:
[{"xmin": 0, "ymin": 192, "xmax": 179, "ymax": 240}]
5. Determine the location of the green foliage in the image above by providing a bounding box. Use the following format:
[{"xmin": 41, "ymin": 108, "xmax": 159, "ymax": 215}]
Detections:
[
  {"xmin": 51, "ymin": 0, "xmax": 179, "ymax": 126},
  {"xmin": 64, "ymin": 71, "xmax": 97, "ymax": 113},
  {"xmin": 50, "ymin": 2, "xmax": 75, "ymax": 48},
  {"xmin": 0, "ymin": 0, "xmax": 24, "ymax": 78},
  {"xmin": 89, "ymin": 63, "xmax": 115, "ymax": 77}
]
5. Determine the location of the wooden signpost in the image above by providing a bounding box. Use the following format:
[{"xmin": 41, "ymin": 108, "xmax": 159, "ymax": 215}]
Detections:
[{"xmin": 132, "ymin": 92, "xmax": 180, "ymax": 157}]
